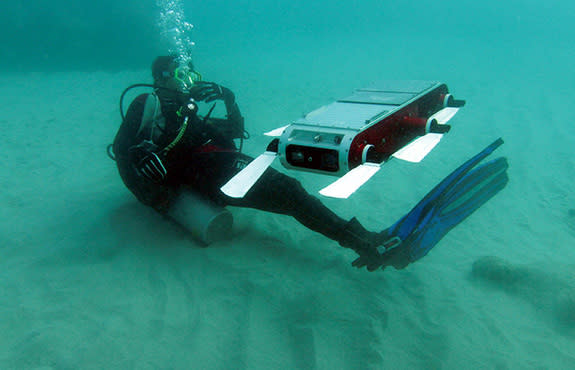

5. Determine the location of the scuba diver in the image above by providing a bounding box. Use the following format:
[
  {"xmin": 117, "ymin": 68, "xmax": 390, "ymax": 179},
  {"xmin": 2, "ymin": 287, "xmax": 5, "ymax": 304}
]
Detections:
[{"xmin": 111, "ymin": 55, "xmax": 509, "ymax": 272}]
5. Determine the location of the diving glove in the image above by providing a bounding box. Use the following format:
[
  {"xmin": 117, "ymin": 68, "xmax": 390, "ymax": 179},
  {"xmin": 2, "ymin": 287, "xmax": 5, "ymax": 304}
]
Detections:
[
  {"xmin": 189, "ymin": 81, "xmax": 234, "ymax": 104},
  {"xmin": 129, "ymin": 141, "xmax": 167, "ymax": 183}
]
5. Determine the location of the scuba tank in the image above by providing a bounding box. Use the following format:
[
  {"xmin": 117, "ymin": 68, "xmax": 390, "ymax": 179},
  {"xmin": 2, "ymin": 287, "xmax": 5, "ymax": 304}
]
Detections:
[{"xmin": 167, "ymin": 189, "xmax": 233, "ymax": 245}]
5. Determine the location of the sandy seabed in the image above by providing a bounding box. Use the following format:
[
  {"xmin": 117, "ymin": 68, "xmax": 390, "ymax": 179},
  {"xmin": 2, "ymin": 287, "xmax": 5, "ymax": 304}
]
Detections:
[{"xmin": 2, "ymin": 36, "xmax": 575, "ymax": 369}]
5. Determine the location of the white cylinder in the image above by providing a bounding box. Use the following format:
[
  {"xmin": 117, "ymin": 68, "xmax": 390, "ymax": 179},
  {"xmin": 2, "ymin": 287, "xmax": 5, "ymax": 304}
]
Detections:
[{"xmin": 167, "ymin": 189, "xmax": 233, "ymax": 245}]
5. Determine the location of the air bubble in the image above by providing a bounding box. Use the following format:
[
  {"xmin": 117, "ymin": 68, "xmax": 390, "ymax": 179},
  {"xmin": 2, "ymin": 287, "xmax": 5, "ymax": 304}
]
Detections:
[{"xmin": 156, "ymin": 0, "xmax": 195, "ymax": 67}]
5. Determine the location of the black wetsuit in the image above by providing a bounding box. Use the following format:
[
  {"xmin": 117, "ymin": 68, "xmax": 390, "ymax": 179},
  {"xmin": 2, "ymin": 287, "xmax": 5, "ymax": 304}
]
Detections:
[{"xmin": 112, "ymin": 90, "xmax": 351, "ymax": 242}]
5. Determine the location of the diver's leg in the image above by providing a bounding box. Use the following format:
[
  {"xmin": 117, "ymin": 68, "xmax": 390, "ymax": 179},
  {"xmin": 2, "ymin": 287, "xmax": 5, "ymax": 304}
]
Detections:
[
  {"xmin": 221, "ymin": 166, "xmax": 386, "ymax": 267},
  {"xmin": 184, "ymin": 152, "xmax": 346, "ymax": 239},
  {"xmin": 183, "ymin": 152, "xmax": 387, "ymax": 268},
  {"xmin": 224, "ymin": 167, "xmax": 347, "ymax": 237}
]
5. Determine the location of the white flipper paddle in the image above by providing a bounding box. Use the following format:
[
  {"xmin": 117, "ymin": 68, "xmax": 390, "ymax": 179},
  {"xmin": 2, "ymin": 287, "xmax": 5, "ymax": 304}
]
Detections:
[
  {"xmin": 220, "ymin": 151, "xmax": 277, "ymax": 198},
  {"xmin": 432, "ymin": 107, "xmax": 459, "ymax": 124},
  {"xmin": 392, "ymin": 107, "xmax": 459, "ymax": 163},
  {"xmin": 264, "ymin": 125, "xmax": 289, "ymax": 137},
  {"xmin": 392, "ymin": 133, "xmax": 444, "ymax": 163},
  {"xmin": 319, "ymin": 162, "xmax": 381, "ymax": 199}
]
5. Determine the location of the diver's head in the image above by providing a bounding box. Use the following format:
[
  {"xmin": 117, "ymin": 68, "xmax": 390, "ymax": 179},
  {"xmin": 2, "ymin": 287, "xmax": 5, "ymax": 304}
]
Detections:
[{"xmin": 152, "ymin": 55, "xmax": 201, "ymax": 92}]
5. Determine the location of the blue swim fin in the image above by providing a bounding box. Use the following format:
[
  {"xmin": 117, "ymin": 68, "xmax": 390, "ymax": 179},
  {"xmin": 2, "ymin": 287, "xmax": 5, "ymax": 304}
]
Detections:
[{"xmin": 381, "ymin": 138, "xmax": 508, "ymax": 265}]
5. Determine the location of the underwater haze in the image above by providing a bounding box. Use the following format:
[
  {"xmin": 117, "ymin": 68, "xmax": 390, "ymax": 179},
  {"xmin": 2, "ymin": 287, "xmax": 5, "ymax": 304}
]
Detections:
[
  {"xmin": 2, "ymin": 0, "xmax": 575, "ymax": 368},
  {"xmin": 2, "ymin": 0, "xmax": 574, "ymax": 71}
]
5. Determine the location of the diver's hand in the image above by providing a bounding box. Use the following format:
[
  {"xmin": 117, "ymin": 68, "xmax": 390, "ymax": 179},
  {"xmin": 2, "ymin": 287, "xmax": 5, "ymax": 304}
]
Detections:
[
  {"xmin": 351, "ymin": 248, "xmax": 387, "ymax": 272},
  {"xmin": 351, "ymin": 248, "xmax": 410, "ymax": 271},
  {"xmin": 351, "ymin": 232, "xmax": 410, "ymax": 271},
  {"xmin": 129, "ymin": 142, "xmax": 167, "ymax": 183},
  {"xmin": 189, "ymin": 81, "xmax": 234, "ymax": 104}
]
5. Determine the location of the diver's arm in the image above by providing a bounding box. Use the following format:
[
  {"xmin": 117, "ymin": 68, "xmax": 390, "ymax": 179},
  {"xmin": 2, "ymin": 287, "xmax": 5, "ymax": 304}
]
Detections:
[{"xmin": 223, "ymin": 95, "xmax": 244, "ymax": 129}]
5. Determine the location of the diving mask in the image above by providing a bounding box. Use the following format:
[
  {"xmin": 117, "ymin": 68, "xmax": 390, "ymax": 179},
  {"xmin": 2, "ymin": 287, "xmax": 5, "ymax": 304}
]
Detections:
[{"xmin": 174, "ymin": 66, "xmax": 202, "ymax": 91}]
